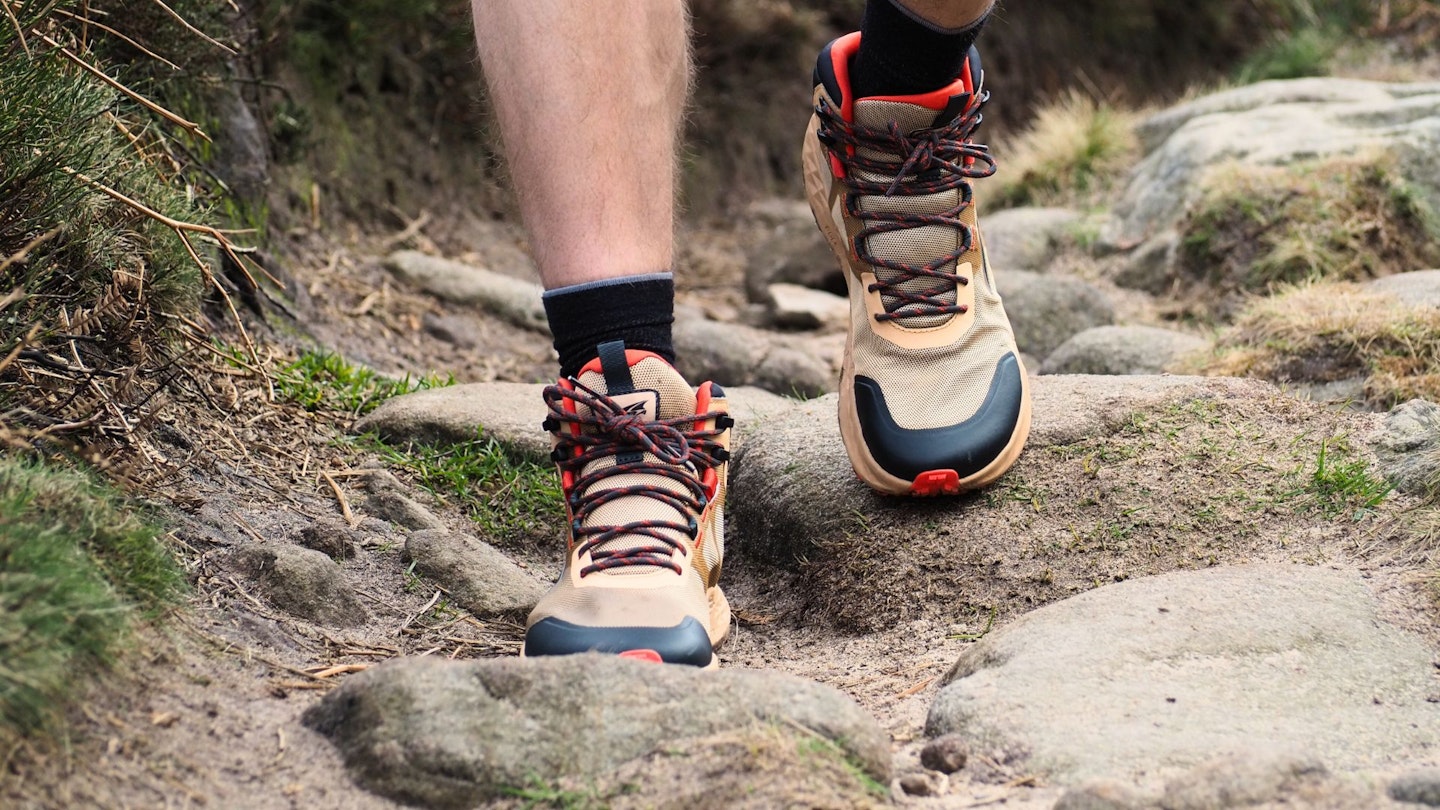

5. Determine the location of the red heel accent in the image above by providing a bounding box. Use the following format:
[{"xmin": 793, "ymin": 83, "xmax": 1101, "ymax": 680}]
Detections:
[
  {"xmin": 910, "ymin": 470, "xmax": 960, "ymax": 496},
  {"xmin": 617, "ymin": 649, "xmax": 663, "ymax": 664}
]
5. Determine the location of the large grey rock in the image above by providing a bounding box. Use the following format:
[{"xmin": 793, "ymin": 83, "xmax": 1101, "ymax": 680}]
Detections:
[
  {"xmin": 742, "ymin": 198, "xmax": 845, "ymax": 302},
  {"xmin": 228, "ymin": 544, "xmax": 367, "ymax": 627},
  {"xmin": 764, "ymin": 282, "xmax": 848, "ymax": 330},
  {"xmin": 1003, "ymin": 274, "xmax": 1117, "ymax": 359},
  {"xmin": 1369, "ymin": 269, "xmax": 1440, "ymax": 307},
  {"xmin": 1108, "ymin": 79, "xmax": 1440, "ymax": 246},
  {"xmin": 404, "ymin": 529, "xmax": 544, "ymax": 619},
  {"xmin": 1111, "ymin": 231, "xmax": 1180, "ymax": 295},
  {"xmin": 385, "ymin": 251, "xmax": 548, "ymax": 333},
  {"xmin": 355, "ymin": 382, "xmax": 550, "ymax": 461},
  {"xmin": 1040, "ymin": 325, "xmax": 1208, "ymax": 376},
  {"xmin": 982, "ymin": 207, "xmax": 1083, "ymax": 272},
  {"xmin": 729, "ymin": 375, "xmax": 1328, "ymax": 631},
  {"xmin": 1390, "ymin": 769, "xmax": 1440, "ymax": 806},
  {"xmin": 925, "ymin": 565, "xmax": 1440, "ymax": 785},
  {"xmin": 362, "ymin": 470, "xmax": 446, "ymax": 531},
  {"xmin": 1370, "ymin": 399, "xmax": 1440, "ymax": 497},
  {"xmin": 355, "ymin": 381, "xmax": 797, "ymax": 459},
  {"xmin": 674, "ymin": 313, "xmax": 833, "ymax": 398},
  {"xmin": 304, "ymin": 655, "xmax": 890, "ymax": 808}
]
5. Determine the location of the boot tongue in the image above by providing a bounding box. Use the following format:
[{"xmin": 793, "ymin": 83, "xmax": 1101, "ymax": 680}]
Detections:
[
  {"xmin": 852, "ymin": 95, "xmax": 968, "ymax": 328},
  {"xmin": 572, "ymin": 350, "xmax": 698, "ymax": 575}
]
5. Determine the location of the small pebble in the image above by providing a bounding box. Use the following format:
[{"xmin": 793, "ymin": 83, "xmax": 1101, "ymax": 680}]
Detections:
[
  {"xmin": 899, "ymin": 772, "xmax": 938, "ymax": 797},
  {"xmin": 296, "ymin": 517, "xmax": 359, "ymax": 559},
  {"xmin": 1052, "ymin": 780, "xmax": 1145, "ymax": 810},
  {"xmin": 1390, "ymin": 769, "xmax": 1440, "ymax": 807},
  {"xmin": 920, "ymin": 733, "xmax": 969, "ymax": 774}
]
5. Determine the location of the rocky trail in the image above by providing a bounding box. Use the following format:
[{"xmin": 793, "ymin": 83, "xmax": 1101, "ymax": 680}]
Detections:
[{"xmin": 8, "ymin": 77, "xmax": 1440, "ymax": 810}]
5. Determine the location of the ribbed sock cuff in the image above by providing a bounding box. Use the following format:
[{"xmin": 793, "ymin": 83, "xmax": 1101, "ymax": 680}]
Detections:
[
  {"xmin": 542, "ymin": 273, "xmax": 675, "ymax": 378},
  {"xmin": 853, "ymin": 0, "xmax": 991, "ymax": 99}
]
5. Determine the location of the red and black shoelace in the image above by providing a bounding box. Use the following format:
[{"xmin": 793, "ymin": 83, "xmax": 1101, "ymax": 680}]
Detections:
[
  {"xmin": 542, "ymin": 379, "xmax": 731, "ymax": 577},
  {"xmin": 816, "ymin": 92, "xmax": 997, "ymax": 322}
]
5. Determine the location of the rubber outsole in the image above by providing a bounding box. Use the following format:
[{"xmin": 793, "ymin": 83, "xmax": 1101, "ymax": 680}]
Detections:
[{"xmin": 519, "ymin": 585, "xmax": 731, "ymax": 671}]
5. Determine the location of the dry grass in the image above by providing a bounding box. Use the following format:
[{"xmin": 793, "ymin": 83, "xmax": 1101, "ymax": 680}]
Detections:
[
  {"xmin": 990, "ymin": 90, "xmax": 1142, "ymax": 210},
  {"xmin": 1194, "ymin": 282, "xmax": 1440, "ymax": 408},
  {"xmin": 1175, "ymin": 154, "xmax": 1440, "ymax": 318}
]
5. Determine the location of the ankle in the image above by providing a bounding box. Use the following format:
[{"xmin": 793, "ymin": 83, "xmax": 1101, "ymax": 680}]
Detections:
[
  {"xmin": 852, "ymin": 0, "xmax": 991, "ymax": 99},
  {"xmin": 542, "ymin": 273, "xmax": 676, "ymax": 378}
]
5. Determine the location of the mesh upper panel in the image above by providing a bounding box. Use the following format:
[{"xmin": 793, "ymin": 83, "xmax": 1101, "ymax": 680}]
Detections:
[
  {"xmin": 528, "ymin": 356, "xmax": 726, "ymax": 630},
  {"xmin": 572, "ymin": 357, "xmax": 700, "ymax": 576},
  {"xmin": 852, "ymin": 99, "xmax": 964, "ymax": 328}
]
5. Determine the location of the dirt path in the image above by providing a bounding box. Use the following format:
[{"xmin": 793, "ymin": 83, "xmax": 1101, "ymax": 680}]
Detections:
[{"xmin": 5, "ymin": 219, "xmax": 1438, "ymax": 810}]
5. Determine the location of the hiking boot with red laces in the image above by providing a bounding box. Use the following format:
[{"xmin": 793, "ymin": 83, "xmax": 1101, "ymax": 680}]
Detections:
[
  {"xmin": 802, "ymin": 32, "xmax": 1031, "ymax": 496},
  {"xmin": 523, "ymin": 340, "xmax": 733, "ymax": 667}
]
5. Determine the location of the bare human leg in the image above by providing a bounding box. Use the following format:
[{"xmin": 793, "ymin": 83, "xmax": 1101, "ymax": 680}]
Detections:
[{"xmin": 471, "ymin": 0, "xmax": 689, "ymax": 291}]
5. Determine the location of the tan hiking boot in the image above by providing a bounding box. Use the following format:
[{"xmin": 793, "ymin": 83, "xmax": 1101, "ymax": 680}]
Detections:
[
  {"xmin": 523, "ymin": 341, "xmax": 732, "ymax": 667},
  {"xmin": 803, "ymin": 32, "xmax": 1031, "ymax": 496}
]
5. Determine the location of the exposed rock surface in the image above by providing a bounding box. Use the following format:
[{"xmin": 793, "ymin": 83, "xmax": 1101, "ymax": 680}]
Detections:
[
  {"xmin": 764, "ymin": 282, "xmax": 848, "ymax": 330},
  {"xmin": 729, "ymin": 375, "xmax": 1365, "ymax": 631},
  {"xmin": 385, "ymin": 251, "xmax": 548, "ymax": 332},
  {"xmin": 1004, "ymin": 272, "xmax": 1116, "ymax": 358},
  {"xmin": 1370, "ymin": 269, "xmax": 1440, "ymax": 307},
  {"xmin": 227, "ymin": 544, "xmax": 367, "ymax": 627},
  {"xmin": 1370, "ymin": 399, "xmax": 1440, "ymax": 497},
  {"xmin": 926, "ymin": 565, "xmax": 1440, "ymax": 785},
  {"xmin": 361, "ymin": 470, "xmax": 446, "ymax": 531},
  {"xmin": 304, "ymin": 655, "xmax": 890, "ymax": 809},
  {"xmin": 295, "ymin": 516, "xmax": 359, "ymax": 559},
  {"xmin": 982, "ymin": 206, "xmax": 1083, "ymax": 272},
  {"xmin": 355, "ymin": 381, "xmax": 798, "ymax": 459},
  {"xmin": 404, "ymin": 529, "xmax": 544, "ymax": 619},
  {"xmin": 355, "ymin": 381, "xmax": 551, "ymax": 460},
  {"xmin": 576, "ymin": 726, "xmax": 888, "ymax": 810},
  {"xmin": 1041, "ymin": 325, "xmax": 1208, "ymax": 376},
  {"xmin": 1107, "ymin": 79, "xmax": 1440, "ymax": 246},
  {"xmin": 673, "ymin": 313, "xmax": 834, "ymax": 397},
  {"xmin": 1390, "ymin": 769, "xmax": 1440, "ymax": 807},
  {"xmin": 742, "ymin": 198, "xmax": 844, "ymax": 301}
]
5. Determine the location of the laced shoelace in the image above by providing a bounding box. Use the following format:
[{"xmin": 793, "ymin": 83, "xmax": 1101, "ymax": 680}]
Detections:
[
  {"xmin": 816, "ymin": 92, "xmax": 998, "ymax": 322},
  {"xmin": 542, "ymin": 379, "xmax": 731, "ymax": 577}
]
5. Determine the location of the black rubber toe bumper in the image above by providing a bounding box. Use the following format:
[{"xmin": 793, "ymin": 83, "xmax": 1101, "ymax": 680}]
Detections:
[
  {"xmin": 524, "ymin": 616, "xmax": 714, "ymax": 667},
  {"xmin": 853, "ymin": 352, "xmax": 1025, "ymax": 481}
]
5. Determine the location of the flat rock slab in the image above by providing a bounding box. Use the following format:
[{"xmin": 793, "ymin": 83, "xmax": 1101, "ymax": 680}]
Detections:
[
  {"xmin": 405, "ymin": 529, "xmax": 544, "ymax": 619},
  {"xmin": 355, "ymin": 381, "xmax": 799, "ymax": 460},
  {"xmin": 926, "ymin": 564, "xmax": 1440, "ymax": 786},
  {"xmin": 1109, "ymin": 78, "xmax": 1440, "ymax": 246},
  {"xmin": 304, "ymin": 655, "xmax": 890, "ymax": 809},
  {"xmin": 982, "ymin": 206, "xmax": 1083, "ymax": 272},
  {"xmin": 1041, "ymin": 325, "xmax": 1209, "ymax": 376},
  {"xmin": 1370, "ymin": 269, "xmax": 1440, "ymax": 308},
  {"xmin": 1004, "ymin": 272, "xmax": 1116, "ymax": 359},
  {"xmin": 729, "ymin": 375, "xmax": 1373, "ymax": 631},
  {"xmin": 385, "ymin": 251, "xmax": 548, "ymax": 333}
]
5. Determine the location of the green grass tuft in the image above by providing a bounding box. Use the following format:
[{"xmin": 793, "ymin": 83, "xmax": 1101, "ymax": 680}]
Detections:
[
  {"xmin": 0, "ymin": 457, "xmax": 184, "ymax": 740},
  {"xmin": 991, "ymin": 91, "xmax": 1140, "ymax": 210},
  {"xmin": 1236, "ymin": 27, "xmax": 1342, "ymax": 83},
  {"xmin": 1302, "ymin": 437, "xmax": 1393, "ymax": 520},
  {"xmin": 369, "ymin": 433, "xmax": 563, "ymax": 544},
  {"xmin": 276, "ymin": 350, "xmax": 453, "ymax": 415},
  {"xmin": 1177, "ymin": 154, "xmax": 1440, "ymax": 316}
]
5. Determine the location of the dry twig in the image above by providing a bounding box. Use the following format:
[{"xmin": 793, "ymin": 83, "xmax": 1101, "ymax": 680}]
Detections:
[
  {"xmin": 33, "ymin": 31, "xmax": 210, "ymax": 142},
  {"xmin": 321, "ymin": 470, "xmax": 357, "ymax": 526}
]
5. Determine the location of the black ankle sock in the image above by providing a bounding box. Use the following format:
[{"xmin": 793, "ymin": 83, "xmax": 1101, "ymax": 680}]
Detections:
[
  {"xmin": 542, "ymin": 273, "xmax": 675, "ymax": 378},
  {"xmin": 853, "ymin": 0, "xmax": 990, "ymax": 99}
]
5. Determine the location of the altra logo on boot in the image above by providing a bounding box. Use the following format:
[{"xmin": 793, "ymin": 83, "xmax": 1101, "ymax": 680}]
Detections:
[{"xmin": 610, "ymin": 390, "xmax": 660, "ymax": 422}]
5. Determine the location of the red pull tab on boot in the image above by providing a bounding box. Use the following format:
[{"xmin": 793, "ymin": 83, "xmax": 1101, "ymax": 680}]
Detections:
[{"xmin": 617, "ymin": 649, "xmax": 663, "ymax": 664}]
